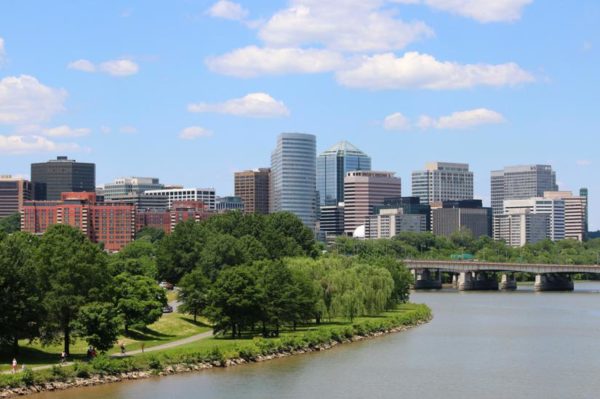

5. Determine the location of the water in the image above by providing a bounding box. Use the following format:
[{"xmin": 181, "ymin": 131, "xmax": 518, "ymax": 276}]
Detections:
[{"xmin": 36, "ymin": 283, "xmax": 600, "ymax": 399}]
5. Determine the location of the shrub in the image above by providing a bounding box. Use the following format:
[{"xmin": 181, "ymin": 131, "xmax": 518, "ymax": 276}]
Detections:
[
  {"xmin": 21, "ymin": 368, "xmax": 35, "ymax": 386},
  {"xmin": 207, "ymin": 347, "xmax": 224, "ymax": 363},
  {"xmin": 90, "ymin": 355, "xmax": 118, "ymax": 375},
  {"xmin": 73, "ymin": 362, "xmax": 91, "ymax": 379},
  {"xmin": 50, "ymin": 365, "xmax": 69, "ymax": 381},
  {"xmin": 237, "ymin": 345, "xmax": 259, "ymax": 361},
  {"xmin": 147, "ymin": 356, "xmax": 162, "ymax": 370}
]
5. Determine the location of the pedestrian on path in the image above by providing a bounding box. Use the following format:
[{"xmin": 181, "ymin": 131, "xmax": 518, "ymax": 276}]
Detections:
[
  {"xmin": 141, "ymin": 343, "xmax": 145, "ymax": 353},
  {"xmin": 60, "ymin": 351, "xmax": 67, "ymax": 364},
  {"xmin": 11, "ymin": 358, "xmax": 17, "ymax": 374},
  {"xmin": 120, "ymin": 342, "xmax": 126, "ymax": 356}
]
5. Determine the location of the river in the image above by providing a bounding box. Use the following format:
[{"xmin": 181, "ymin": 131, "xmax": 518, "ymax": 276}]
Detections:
[{"xmin": 35, "ymin": 282, "xmax": 600, "ymax": 399}]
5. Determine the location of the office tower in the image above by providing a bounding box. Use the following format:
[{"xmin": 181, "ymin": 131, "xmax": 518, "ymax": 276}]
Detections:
[
  {"xmin": 270, "ymin": 133, "xmax": 317, "ymax": 230},
  {"xmin": 366, "ymin": 208, "xmax": 426, "ymax": 239},
  {"xmin": 490, "ymin": 165, "xmax": 558, "ymax": 216},
  {"xmin": 0, "ymin": 176, "xmax": 31, "ymax": 218},
  {"xmin": 317, "ymin": 141, "xmax": 371, "ymax": 206},
  {"xmin": 104, "ymin": 193, "xmax": 169, "ymax": 211},
  {"xmin": 544, "ymin": 191, "xmax": 587, "ymax": 241},
  {"xmin": 375, "ymin": 196, "xmax": 432, "ymax": 231},
  {"xmin": 215, "ymin": 196, "xmax": 245, "ymax": 213},
  {"xmin": 501, "ymin": 197, "xmax": 565, "ymax": 241},
  {"xmin": 319, "ymin": 204, "xmax": 345, "ymax": 237},
  {"xmin": 343, "ymin": 171, "xmax": 401, "ymax": 235},
  {"xmin": 494, "ymin": 211, "xmax": 549, "ymax": 247},
  {"xmin": 31, "ymin": 156, "xmax": 95, "ymax": 200},
  {"xmin": 145, "ymin": 188, "xmax": 216, "ymax": 211},
  {"xmin": 580, "ymin": 188, "xmax": 589, "ymax": 238},
  {"xmin": 430, "ymin": 200, "xmax": 492, "ymax": 238},
  {"xmin": 412, "ymin": 162, "xmax": 473, "ymax": 205},
  {"xmin": 234, "ymin": 168, "xmax": 270, "ymax": 214},
  {"xmin": 102, "ymin": 177, "xmax": 163, "ymax": 200}
]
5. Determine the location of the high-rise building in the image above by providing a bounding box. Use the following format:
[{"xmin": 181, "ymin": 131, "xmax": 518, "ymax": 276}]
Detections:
[
  {"xmin": 494, "ymin": 211, "xmax": 549, "ymax": 247},
  {"xmin": 375, "ymin": 196, "xmax": 432, "ymax": 231},
  {"xmin": 319, "ymin": 203, "xmax": 345, "ymax": 237},
  {"xmin": 102, "ymin": 177, "xmax": 163, "ymax": 200},
  {"xmin": 145, "ymin": 188, "xmax": 216, "ymax": 211},
  {"xmin": 580, "ymin": 188, "xmax": 589, "ymax": 238},
  {"xmin": 215, "ymin": 196, "xmax": 245, "ymax": 213},
  {"xmin": 430, "ymin": 200, "xmax": 492, "ymax": 238},
  {"xmin": 317, "ymin": 141, "xmax": 371, "ymax": 206},
  {"xmin": 136, "ymin": 201, "xmax": 210, "ymax": 234},
  {"xmin": 490, "ymin": 165, "xmax": 558, "ymax": 216},
  {"xmin": 270, "ymin": 133, "xmax": 317, "ymax": 230},
  {"xmin": 234, "ymin": 168, "xmax": 270, "ymax": 214},
  {"xmin": 366, "ymin": 208, "xmax": 426, "ymax": 239},
  {"xmin": 343, "ymin": 171, "xmax": 401, "ymax": 235},
  {"xmin": 501, "ymin": 197, "xmax": 565, "ymax": 241},
  {"xmin": 412, "ymin": 162, "xmax": 473, "ymax": 205},
  {"xmin": 104, "ymin": 193, "xmax": 169, "ymax": 211},
  {"xmin": 31, "ymin": 156, "xmax": 95, "ymax": 200},
  {"xmin": 0, "ymin": 176, "xmax": 31, "ymax": 218},
  {"xmin": 544, "ymin": 191, "xmax": 588, "ymax": 241}
]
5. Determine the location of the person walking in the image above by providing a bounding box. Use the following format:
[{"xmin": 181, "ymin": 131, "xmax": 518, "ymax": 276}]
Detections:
[
  {"xmin": 60, "ymin": 351, "xmax": 67, "ymax": 364},
  {"xmin": 11, "ymin": 358, "xmax": 17, "ymax": 374},
  {"xmin": 120, "ymin": 342, "xmax": 126, "ymax": 356}
]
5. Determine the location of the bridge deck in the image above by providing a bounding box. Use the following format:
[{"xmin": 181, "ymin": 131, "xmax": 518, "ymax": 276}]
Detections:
[{"xmin": 404, "ymin": 259, "xmax": 600, "ymax": 274}]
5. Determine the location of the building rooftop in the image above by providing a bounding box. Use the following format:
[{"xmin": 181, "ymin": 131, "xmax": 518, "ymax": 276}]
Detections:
[{"xmin": 320, "ymin": 140, "xmax": 368, "ymax": 157}]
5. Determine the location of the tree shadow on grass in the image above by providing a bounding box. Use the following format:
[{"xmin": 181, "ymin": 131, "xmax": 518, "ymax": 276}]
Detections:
[
  {"xmin": 0, "ymin": 346, "xmax": 86, "ymax": 367},
  {"xmin": 179, "ymin": 317, "xmax": 211, "ymax": 329},
  {"xmin": 123, "ymin": 327, "xmax": 174, "ymax": 341}
]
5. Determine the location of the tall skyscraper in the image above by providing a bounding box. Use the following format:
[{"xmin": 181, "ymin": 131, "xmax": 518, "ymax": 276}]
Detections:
[
  {"xmin": 412, "ymin": 162, "xmax": 473, "ymax": 205},
  {"xmin": 0, "ymin": 176, "xmax": 31, "ymax": 218},
  {"xmin": 490, "ymin": 165, "xmax": 558, "ymax": 216},
  {"xmin": 317, "ymin": 141, "xmax": 371, "ymax": 206},
  {"xmin": 31, "ymin": 156, "xmax": 95, "ymax": 200},
  {"xmin": 270, "ymin": 133, "xmax": 317, "ymax": 230},
  {"xmin": 343, "ymin": 171, "xmax": 401, "ymax": 235},
  {"xmin": 102, "ymin": 177, "xmax": 163, "ymax": 200},
  {"xmin": 234, "ymin": 168, "xmax": 270, "ymax": 214},
  {"xmin": 430, "ymin": 200, "xmax": 492, "ymax": 238}
]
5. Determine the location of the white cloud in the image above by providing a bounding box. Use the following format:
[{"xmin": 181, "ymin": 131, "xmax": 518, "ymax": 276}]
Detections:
[
  {"xmin": 188, "ymin": 93, "xmax": 290, "ymax": 118},
  {"xmin": 0, "ymin": 75, "xmax": 67, "ymax": 124},
  {"xmin": 206, "ymin": 46, "xmax": 345, "ymax": 77},
  {"xmin": 119, "ymin": 126, "xmax": 138, "ymax": 134},
  {"xmin": 0, "ymin": 37, "xmax": 5, "ymax": 64},
  {"xmin": 67, "ymin": 59, "xmax": 96, "ymax": 72},
  {"xmin": 0, "ymin": 135, "xmax": 80, "ymax": 155},
  {"xmin": 417, "ymin": 108, "xmax": 506, "ymax": 129},
  {"xmin": 394, "ymin": 0, "xmax": 533, "ymax": 23},
  {"xmin": 258, "ymin": 0, "xmax": 433, "ymax": 52},
  {"xmin": 207, "ymin": 0, "xmax": 249, "ymax": 20},
  {"xmin": 179, "ymin": 126, "xmax": 213, "ymax": 140},
  {"xmin": 383, "ymin": 112, "xmax": 411, "ymax": 130},
  {"xmin": 67, "ymin": 59, "xmax": 139, "ymax": 77},
  {"xmin": 336, "ymin": 52, "xmax": 534, "ymax": 90},
  {"xmin": 43, "ymin": 125, "xmax": 91, "ymax": 137},
  {"xmin": 576, "ymin": 160, "xmax": 592, "ymax": 167}
]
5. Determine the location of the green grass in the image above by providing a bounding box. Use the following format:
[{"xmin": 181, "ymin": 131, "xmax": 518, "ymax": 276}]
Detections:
[{"xmin": 0, "ymin": 312, "xmax": 210, "ymax": 371}]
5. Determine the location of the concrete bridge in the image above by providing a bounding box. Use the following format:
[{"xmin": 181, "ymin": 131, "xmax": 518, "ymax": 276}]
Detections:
[{"xmin": 404, "ymin": 259, "xmax": 600, "ymax": 292}]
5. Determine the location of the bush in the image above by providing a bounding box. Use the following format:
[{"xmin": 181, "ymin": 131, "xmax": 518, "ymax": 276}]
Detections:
[
  {"xmin": 237, "ymin": 345, "xmax": 259, "ymax": 361},
  {"xmin": 147, "ymin": 356, "xmax": 162, "ymax": 370},
  {"xmin": 90, "ymin": 355, "xmax": 118, "ymax": 375},
  {"xmin": 73, "ymin": 362, "xmax": 91, "ymax": 378},
  {"xmin": 21, "ymin": 368, "xmax": 35, "ymax": 386},
  {"xmin": 207, "ymin": 347, "xmax": 224, "ymax": 363},
  {"xmin": 50, "ymin": 365, "xmax": 70, "ymax": 381}
]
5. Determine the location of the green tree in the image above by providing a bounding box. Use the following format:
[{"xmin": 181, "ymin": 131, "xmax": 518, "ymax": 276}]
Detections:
[
  {"xmin": 0, "ymin": 213, "xmax": 21, "ymax": 234},
  {"xmin": 0, "ymin": 232, "xmax": 41, "ymax": 355},
  {"xmin": 76, "ymin": 302, "xmax": 121, "ymax": 352},
  {"xmin": 135, "ymin": 227, "xmax": 165, "ymax": 243},
  {"xmin": 36, "ymin": 225, "xmax": 109, "ymax": 355},
  {"xmin": 112, "ymin": 273, "xmax": 167, "ymax": 333},
  {"xmin": 156, "ymin": 220, "xmax": 207, "ymax": 283},
  {"xmin": 178, "ymin": 269, "xmax": 210, "ymax": 322}
]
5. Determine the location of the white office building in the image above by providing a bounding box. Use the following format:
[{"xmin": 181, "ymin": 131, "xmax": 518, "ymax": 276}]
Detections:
[
  {"xmin": 366, "ymin": 208, "xmax": 426, "ymax": 239},
  {"xmin": 499, "ymin": 197, "xmax": 565, "ymax": 242},
  {"xmin": 102, "ymin": 177, "xmax": 163, "ymax": 200},
  {"xmin": 412, "ymin": 162, "xmax": 473, "ymax": 205},
  {"xmin": 145, "ymin": 188, "xmax": 216, "ymax": 210},
  {"xmin": 544, "ymin": 191, "xmax": 588, "ymax": 241}
]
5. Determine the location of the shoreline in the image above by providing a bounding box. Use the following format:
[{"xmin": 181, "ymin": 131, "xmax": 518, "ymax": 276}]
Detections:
[{"xmin": 0, "ymin": 306, "xmax": 431, "ymax": 398}]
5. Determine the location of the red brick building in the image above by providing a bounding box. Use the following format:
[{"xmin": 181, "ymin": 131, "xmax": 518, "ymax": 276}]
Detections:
[{"xmin": 136, "ymin": 201, "xmax": 210, "ymax": 234}]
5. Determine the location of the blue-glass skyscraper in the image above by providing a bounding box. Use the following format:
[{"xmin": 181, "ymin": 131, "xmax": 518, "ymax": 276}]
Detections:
[
  {"xmin": 317, "ymin": 141, "xmax": 371, "ymax": 206},
  {"xmin": 270, "ymin": 133, "xmax": 317, "ymax": 231}
]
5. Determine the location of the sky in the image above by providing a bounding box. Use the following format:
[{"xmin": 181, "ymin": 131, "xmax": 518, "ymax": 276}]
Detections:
[{"xmin": 0, "ymin": 0, "xmax": 598, "ymax": 228}]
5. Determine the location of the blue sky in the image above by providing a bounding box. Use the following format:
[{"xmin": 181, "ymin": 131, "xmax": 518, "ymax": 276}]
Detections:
[{"xmin": 0, "ymin": 1, "xmax": 598, "ymax": 228}]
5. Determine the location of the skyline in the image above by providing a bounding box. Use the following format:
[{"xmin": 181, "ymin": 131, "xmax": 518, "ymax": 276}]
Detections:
[{"xmin": 0, "ymin": 1, "xmax": 598, "ymax": 228}]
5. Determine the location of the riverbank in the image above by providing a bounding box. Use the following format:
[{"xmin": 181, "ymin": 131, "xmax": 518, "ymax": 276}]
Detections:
[{"xmin": 0, "ymin": 304, "xmax": 431, "ymax": 398}]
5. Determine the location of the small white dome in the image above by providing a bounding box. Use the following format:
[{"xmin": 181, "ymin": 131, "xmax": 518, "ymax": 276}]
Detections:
[{"xmin": 352, "ymin": 224, "xmax": 366, "ymax": 239}]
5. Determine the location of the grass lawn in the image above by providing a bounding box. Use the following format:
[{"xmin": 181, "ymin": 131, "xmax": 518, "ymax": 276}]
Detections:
[{"xmin": 0, "ymin": 312, "xmax": 210, "ymax": 371}]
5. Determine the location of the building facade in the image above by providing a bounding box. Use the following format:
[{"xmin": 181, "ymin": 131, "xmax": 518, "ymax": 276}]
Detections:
[
  {"xmin": 343, "ymin": 171, "xmax": 401, "ymax": 235},
  {"xmin": 366, "ymin": 208, "xmax": 426, "ymax": 239},
  {"xmin": 430, "ymin": 200, "xmax": 491, "ymax": 238},
  {"xmin": 412, "ymin": 162, "xmax": 473, "ymax": 205},
  {"xmin": 102, "ymin": 177, "xmax": 163, "ymax": 200},
  {"xmin": 319, "ymin": 203, "xmax": 345, "ymax": 237},
  {"xmin": 31, "ymin": 156, "xmax": 95, "ymax": 200},
  {"xmin": 104, "ymin": 193, "xmax": 169, "ymax": 211},
  {"xmin": 375, "ymin": 196, "xmax": 432, "ymax": 231},
  {"xmin": 501, "ymin": 197, "xmax": 565, "ymax": 241},
  {"xmin": 215, "ymin": 196, "xmax": 245, "ymax": 213},
  {"xmin": 494, "ymin": 211, "xmax": 549, "ymax": 247},
  {"xmin": 317, "ymin": 141, "xmax": 371, "ymax": 206},
  {"xmin": 0, "ymin": 176, "xmax": 31, "ymax": 218},
  {"xmin": 234, "ymin": 168, "xmax": 270, "ymax": 214},
  {"xmin": 270, "ymin": 133, "xmax": 317, "ymax": 230},
  {"xmin": 145, "ymin": 188, "xmax": 216, "ymax": 211},
  {"xmin": 136, "ymin": 201, "xmax": 210, "ymax": 234},
  {"xmin": 544, "ymin": 191, "xmax": 587, "ymax": 241},
  {"xmin": 490, "ymin": 165, "xmax": 558, "ymax": 216}
]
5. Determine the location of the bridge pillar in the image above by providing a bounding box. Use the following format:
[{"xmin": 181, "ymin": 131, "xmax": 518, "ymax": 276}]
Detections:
[
  {"xmin": 500, "ymin": 273, "xmax": 517, "ymax": 291},
  {"xmin": 451, "ymin": 273, "xmax": 458, "ymax": 288},
  {"xmin": 413, "ymin": 268, "xmax": 442, "ymax": 290},
  {"xmin": 457, "ymin": 272, "xmax": 473, "ymax": 291},
  {"xmin": 534, "ymin": 274, "xmax": 574, "ymax": 292},
  {"xmin": 472, "ymin": 271, "xmax": 499, "ymax": 290}
]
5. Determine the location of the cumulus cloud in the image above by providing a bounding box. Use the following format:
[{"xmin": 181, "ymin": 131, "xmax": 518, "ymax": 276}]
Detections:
[
  {"xmin": 0, "ymin": 135, "xmax": 80, "ymax": 155},
  {"xmin": 336, "ymin": 52, "xmax": 534, "ymax": 90},
  {"xmin": 383, "ymin": 112, "xmax": 411, "ymax": 130},
  {"xmin": 179, "ymin": 126, "xmax": 213, "ymax": 140},
  {"xmin": 0, "ymin": 37, "xmax": 5, "ymax": 64},
  {"xmin": 67, "ymin": 58, "xmax": 139, "ymax": 76},
  {"xmin": 258, "ymin": 0, "xmax": 433, "ymax": 52},
  {"xmin": 206, "ymin": 46, "xmax": 345, "ymax": 77},
  {"xmin": 417, "ymin": 108, "xmax": 506, "ymax": 129},
  {"xmin": 188, "ymin": 93, "xmax": 290, "ymax": 118},
  {"xmin": 394, "ymin": 0, "xmax": 533, "ymax": 23},
  {"xmin": 207, "ymin": 0, "xmax": 249, "ymax": 20},
  {"xmin": 43, "ymin": 125, "xmax": 91, "ymax": 137},
  {"xmin": 0, "ymin": 75, "xmax": 67, "ymax": 124}
]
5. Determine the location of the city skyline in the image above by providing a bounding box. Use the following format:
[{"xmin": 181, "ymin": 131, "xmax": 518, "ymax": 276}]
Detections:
[{"xmin": 0, "ymin": 1, "xmax": 598, "ymax": 228}]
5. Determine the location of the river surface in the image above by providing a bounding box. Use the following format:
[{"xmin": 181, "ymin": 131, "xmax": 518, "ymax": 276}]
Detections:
[{"xmin": 36, "ymin": 282, "xmax": 600, "ymax": 399}]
